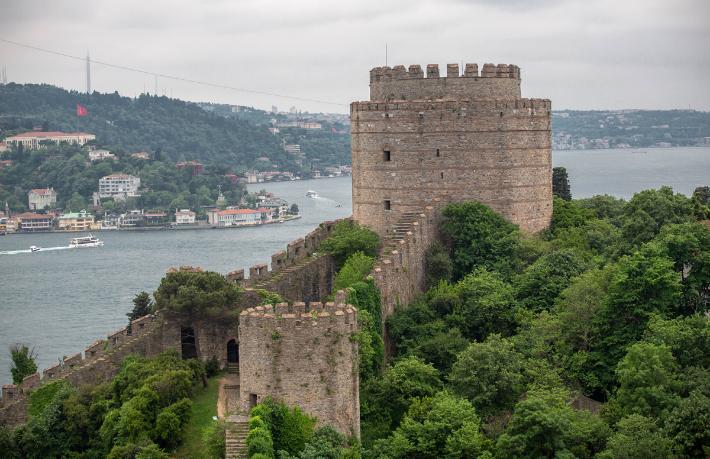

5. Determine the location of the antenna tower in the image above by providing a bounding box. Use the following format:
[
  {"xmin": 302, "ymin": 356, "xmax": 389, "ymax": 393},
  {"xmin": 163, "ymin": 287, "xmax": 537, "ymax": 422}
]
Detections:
[{"xmin": 86, "ymin": 52, "xmax": 91, "ymax": 94}]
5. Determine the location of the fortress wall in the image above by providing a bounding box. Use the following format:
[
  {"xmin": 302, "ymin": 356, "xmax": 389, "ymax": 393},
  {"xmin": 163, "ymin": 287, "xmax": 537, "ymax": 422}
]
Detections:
[
  {"xmin": 370, "ymin": 63, "xmax": 521, "ymax": 100},
  {"xmin": 370, "ymin": 205, "xmax": 442, "ymax": 328},
  {"xmin": 0, "ymin": 312, "xmax": 168, "ymax": 426},
  {"xmin": 238, "ymin": 302, "xmax": 360, "ymax": 436},
  {"xmin": 229, "ymin": 219, "xmax": 346, "ymax": 302}
]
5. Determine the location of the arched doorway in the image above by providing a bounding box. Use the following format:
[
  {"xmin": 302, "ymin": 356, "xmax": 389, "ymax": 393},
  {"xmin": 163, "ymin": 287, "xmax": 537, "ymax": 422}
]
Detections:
[
  {"xmin": 227, "ymin": 339, "xmax": 238, "ymax": 363},
  {"xmin": 181, "ymin": 327, "xmax": 198, "ymax": 359}
]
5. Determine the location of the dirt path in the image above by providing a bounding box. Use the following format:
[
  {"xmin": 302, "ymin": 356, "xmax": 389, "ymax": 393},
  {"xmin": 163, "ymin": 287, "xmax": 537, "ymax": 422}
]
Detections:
[{"xmin": 217, "ymin": 371, "xmax": 240, "ymax": 419}]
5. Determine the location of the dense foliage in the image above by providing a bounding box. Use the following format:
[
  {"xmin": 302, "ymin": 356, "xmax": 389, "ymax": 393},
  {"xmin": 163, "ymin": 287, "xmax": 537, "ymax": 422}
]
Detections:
[
  {"xmin": 553, "ymin": 166, "xmax": 572, "ymax": 201},
  {"xmin": 320, "ymin": 220, "xmax": 380, "ymax": 268},
  {"xmin": 154, "ymin": 270, "xmax": 242, "ymax": 318},
  {"xmin": 358, "ymin": 186, "xmax": 710, "ymax": 457},
  {"xmin": 0, "ymin": 351, "xmax": 206, "ymax": 458},
  {"xmin": 9, "ymin": 345, "xmax": 37, "ymax": 385}
]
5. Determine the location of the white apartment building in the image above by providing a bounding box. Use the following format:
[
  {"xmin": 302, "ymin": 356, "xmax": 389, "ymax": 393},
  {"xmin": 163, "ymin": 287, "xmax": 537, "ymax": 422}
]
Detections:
[
  {"xmin": 88, "ymin": 149, "xmax": 116, "ymax": 161},
  {"xmin": 98, "ymin": 174, "xmax": 141, "ymax": 201},
  {"xmin": 175, "ymin": 209, "xmax": 196, "ymax": 225},
  {"xmin": 28, "ymin": 188, "xmax": 57, "ymax": 210},
  {"xmin": 212, "ymin": 209, "xmax": 261, "ymax": 227},
  {"xmin": 4, "ymin": 131, "xmax": 96, "ymax": 149}
]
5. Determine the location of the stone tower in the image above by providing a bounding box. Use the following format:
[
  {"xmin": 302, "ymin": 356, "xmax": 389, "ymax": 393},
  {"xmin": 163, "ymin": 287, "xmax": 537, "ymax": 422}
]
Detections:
[
  {"xmin": 351, "ymin": 63, "xmax": 552, "ymax": 235},
  {"xmin": 238, "ymin": 301, "xmax": 360, "ymax": 436}
]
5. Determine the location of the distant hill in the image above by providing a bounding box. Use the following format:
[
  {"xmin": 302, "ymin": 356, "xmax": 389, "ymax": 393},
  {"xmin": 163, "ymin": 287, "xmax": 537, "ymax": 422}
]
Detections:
[
  {"xmin": 0, "ymin": 83, "xmax": 303, "ymax": 170},
  {"xmin": 552, "ymin": 110, "xmax": 710, "ymax": 150}
]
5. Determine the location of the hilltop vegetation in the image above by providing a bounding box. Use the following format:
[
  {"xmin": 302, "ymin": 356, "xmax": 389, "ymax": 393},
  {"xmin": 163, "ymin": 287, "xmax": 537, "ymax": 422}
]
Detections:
[{"xmin": 0, "ymin": 83, "xmax": 350, "ymax": 171}]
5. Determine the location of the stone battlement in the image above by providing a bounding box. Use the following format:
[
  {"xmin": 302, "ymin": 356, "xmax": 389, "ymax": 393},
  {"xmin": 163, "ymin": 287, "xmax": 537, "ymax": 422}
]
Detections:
[
  {"xmin": 370, "ymin": 63, "xmax": 520, "ymax": 82},
  {"xmin": 0, "ymin": 312, "xmax": 161, "ymax": 412},
  {"xmin": 369, "ymin": 63, "xmax": 522, "ymax": 101},
  {"xmin": 240, "ymin": 301, "xmax": 357, "ymax": 329},
  {"xmin": 227, "ymin": 219, "xmax": 343, "ymax": 285}
]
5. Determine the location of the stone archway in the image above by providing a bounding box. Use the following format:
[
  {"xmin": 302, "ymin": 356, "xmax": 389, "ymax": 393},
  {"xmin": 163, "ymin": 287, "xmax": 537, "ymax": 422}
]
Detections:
[
  {"xmin": 181, "ymin": 326, "xmax": 198, "ymax": 359},
  {"xmin": 227, "ymin": 339, "xmax": 238, "ymax": 364}
]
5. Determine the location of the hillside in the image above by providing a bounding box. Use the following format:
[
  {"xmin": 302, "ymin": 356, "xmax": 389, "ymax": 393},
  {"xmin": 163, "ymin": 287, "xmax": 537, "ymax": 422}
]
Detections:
[{"xmin": 0, "ymin": 83, "xmax": 347, "ymax": 171}]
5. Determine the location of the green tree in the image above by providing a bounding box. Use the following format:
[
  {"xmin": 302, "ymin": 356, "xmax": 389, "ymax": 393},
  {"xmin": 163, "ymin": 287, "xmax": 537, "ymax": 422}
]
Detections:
[
  {"xmin": 552, "ymin": 166, "xmax": 572, "ymax": 201},
  {"xmin": 363, "ymin": 356, "xmax": 443, "ymax": 432},
  {"xmin": 65, "ymin": 192, "xmax": 87, "ymax": 212},
  {"xmin": 370, "ymin": 392, "xmax": 489, "ymax": 459},
  {"xmin": 663, "ymin": 390, "xmax": 710, "ymax": 458},
  {"xmin": 440, "ymin": 201, "xmax": 521, "ymax": 280},
  {"xmin": 153, "ymin": 270, "xmax": 242, "ymax": 317},
  {"xmin": 597, "ymin": 415, "xmax": 674, "ymax": 459},
  {"xmin": 612, "ymin": 342, "xmax": 680, "ymax": 419},
  {"xmin": 127, "ymin": 291, "xmax": 154, "ymax": 322},
  {"xmin": 320, "ymin": 220, "xmax": 380, "ymax": 268},
  {"xmin": 425, "ymin": 241, "xmax": 453, "ymax": 288},
  {"xmin": 550, "ymin": 197, "xmax": 593, "ymax": 234},
  {"xmin": 290, "ymin": 203, "xmax": 299, "ymax": 214},
  {"xmin": 514, "ymin": 249, "xmax": 590, "ymax": 312},
  {"xmin": 10, "ymin": 345, "xmax": 37, "ymax": 384},
  {"xmin": 449, "ymin": 269, "xmax": 518, "ymax": 341},
  {"xmin": 449, "ymin": 334, "xmax": 525, "ymax": 416},
  {"xmin": 621, "ymin": 187, "xmax": 695, "ymax": 246}
]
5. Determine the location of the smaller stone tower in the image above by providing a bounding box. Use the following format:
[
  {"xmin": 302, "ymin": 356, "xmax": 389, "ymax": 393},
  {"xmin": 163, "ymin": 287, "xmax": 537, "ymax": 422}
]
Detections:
[{"xmin": 238, "ymin": 301, "xmax": 360, "ymax": 436}]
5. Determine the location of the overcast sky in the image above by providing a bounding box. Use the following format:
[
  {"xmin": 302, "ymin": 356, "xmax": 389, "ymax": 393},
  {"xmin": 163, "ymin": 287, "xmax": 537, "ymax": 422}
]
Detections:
[{"xmin": 1, "ymin": 0, "xmax": 709, "ymax": 113}]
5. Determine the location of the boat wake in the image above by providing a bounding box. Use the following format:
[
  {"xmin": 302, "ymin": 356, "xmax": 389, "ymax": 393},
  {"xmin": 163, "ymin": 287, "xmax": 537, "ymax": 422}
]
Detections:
[{"xmin": 0, "ymin": 245, "xmax": 74, "ymax": 255}]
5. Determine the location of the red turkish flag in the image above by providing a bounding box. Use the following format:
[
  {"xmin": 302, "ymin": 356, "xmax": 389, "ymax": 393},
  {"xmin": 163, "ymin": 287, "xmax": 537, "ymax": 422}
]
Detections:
[{"xmin": 76, "ymin": 104, "xmax": 88, "ymax": 117}]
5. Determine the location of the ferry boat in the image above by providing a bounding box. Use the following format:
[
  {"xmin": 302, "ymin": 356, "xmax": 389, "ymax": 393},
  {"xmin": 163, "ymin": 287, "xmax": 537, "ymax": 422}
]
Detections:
[
  {"xmin": 30, "ymin": 245, "xmax": 40, "ymax": 252},
  {"xmin": 69, "ymin": 234, "xmax": 104, "ymax": 248},
  {"xmin": 305, "ymin": 190, "xmax": 318, "ymax": 198}
]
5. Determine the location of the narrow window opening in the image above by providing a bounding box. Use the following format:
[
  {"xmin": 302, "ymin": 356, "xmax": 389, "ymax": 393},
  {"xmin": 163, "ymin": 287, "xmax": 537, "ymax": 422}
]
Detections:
[
  {"xmin": 383, "ymin": 150, "xmax": 391, "ymax": 162},
  {"xmin": 436, "ymin": 149, "xmax": 440, "ymax": 157},
  {"xmin": 249, "ymin": 393, "xmax": 258, "ymax": 408},
  {"xmin": 384, "ymin": 200, "xmax": 391, "ymax": 211},
  {"xmin": 440, "ymin": 172, "xmax": 444, "ymax": 179}
]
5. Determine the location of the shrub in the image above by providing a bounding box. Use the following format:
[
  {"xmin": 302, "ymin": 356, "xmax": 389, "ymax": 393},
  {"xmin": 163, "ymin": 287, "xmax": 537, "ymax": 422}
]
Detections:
[
  {"xmin": 333, "ymin": 252, "xmax": 375, "ymax": 291},
  {"xmin": 202, "ymin": 420, "xmax": 226, "ymax": 459},
  {"xmin": 320, "ymin": 220, "xmax": 380, "ymax": 268},
  {"xmin": 247, "ymin": 427, "xmax": 274, "ymax": 458},
  {"xmin": 205, "ymin": 355, "xmax": 221, "ymax": 377}
]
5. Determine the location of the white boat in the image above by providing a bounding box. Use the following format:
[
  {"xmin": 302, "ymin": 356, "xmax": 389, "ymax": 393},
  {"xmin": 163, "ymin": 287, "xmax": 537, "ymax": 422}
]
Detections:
[
  {"xmin": 69, "ymin": 234, "xmax": 104, "ymax": 248},
  {"xmin": 29, "ymin": 245, "xmax": 40, "ymax": 252},
  {"xmin": 305, "ymin": 190, "xmax": 318, "ymax": 198}
]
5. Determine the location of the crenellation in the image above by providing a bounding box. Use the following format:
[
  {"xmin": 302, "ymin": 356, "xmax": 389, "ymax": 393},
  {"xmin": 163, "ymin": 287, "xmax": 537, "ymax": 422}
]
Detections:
[
  {"xmin": 447, "ymin": 63, "xmax": 459, "ymax": 77},
  {"xmin": 354, "ymin": 61, "xmax": 551, "ymax": 236},
  {"xmin": 226, "ymin": 269, "xmax": 245, "ymax": 282},
  {"xmin": 85, "ymin": 339, "xmax": 106, "ymax": 359},
  {"xmin": 21, "ymin": 373, "xmax": 40, "ymax": 391},
  {"xmin": 43, "ymin": 363, "xmax": 64, "ymax": 380},
  {"xmin": 249, "ymin": 263, "xmax": 269, "ymax": 279},
  {"xmin": 63, "ymin": 353, "xmax": 82, "ymax": 368},
  {"xmin": 426, "ymin": 64, "xmax": 440, "ymax": 78}
]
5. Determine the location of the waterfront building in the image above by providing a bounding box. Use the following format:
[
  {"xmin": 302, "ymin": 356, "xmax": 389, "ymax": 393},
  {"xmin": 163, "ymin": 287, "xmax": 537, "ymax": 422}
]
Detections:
[
  {"xmin": 98, "ymin": 174, "xmax": 141, "ymax": 201},
  {"xmin": 16, "ymin": 212, "xmax": 53, "ymax": 232},
  {"xmin": 4, "ymin": 131, "xmax": 96, "ymax": 149},
  {"xmin": 119, "ymin": 210, "xmax": 144, "ymax": 227},
  {"xmin": 213, "ymin": 208, "xmax": 261, "ymax": 227},
  {"xmin": 101, "ymin": 213, "xmax": 121, "ymax": 229},
  {"xmin": 57, "ymin": 210, "xmax": 95, "ymax": 231},
  {"xmin": 28, "ymin": 188, "xmax": 57, "ymax": 211},
  {"xmin": 143, "ymin": 211, "xmax": 168, "ymax": 226},
  {"xmin": 88, "ymin": 149, "xmax": 115, "ymax": 162},
  {"xmin": 174, "ymin": 209, "xmax": 196, "ymax": 225}
]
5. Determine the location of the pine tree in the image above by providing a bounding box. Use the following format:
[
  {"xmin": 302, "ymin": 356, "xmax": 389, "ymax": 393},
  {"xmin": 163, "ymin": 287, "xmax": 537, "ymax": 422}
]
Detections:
[{"xmin": 553, "ymin": 167, "xmax": 572, "ymax": 201}]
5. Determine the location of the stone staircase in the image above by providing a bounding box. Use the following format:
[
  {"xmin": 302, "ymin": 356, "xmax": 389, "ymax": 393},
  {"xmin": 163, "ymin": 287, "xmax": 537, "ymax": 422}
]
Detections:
[
  {"xmin": 227, "ymin": 362, "xmax": 239, "ymax": 374},
  {"xmin": 250, "ymin": 252, "xmax": 324, "ymax": 290},
  {"xmin": 225, "ymin": 414, "xmax": 249, "ymax": 459},
  {"xmin": 383, "ymin": 210, "xmax": 423, "ymax": 252}
]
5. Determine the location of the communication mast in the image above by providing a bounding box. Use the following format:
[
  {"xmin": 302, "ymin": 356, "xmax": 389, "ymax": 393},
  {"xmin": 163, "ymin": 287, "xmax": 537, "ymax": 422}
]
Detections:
[{"xmin": 86, "ymin": 52, "xmax": 91, "ymax": 94}]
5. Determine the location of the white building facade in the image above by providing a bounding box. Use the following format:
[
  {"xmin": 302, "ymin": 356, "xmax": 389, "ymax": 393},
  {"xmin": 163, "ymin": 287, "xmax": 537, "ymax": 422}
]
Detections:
[
  {"xmin": 28, "ymin": 188, "xmax": 57, "ymax": 210},
  {"xmin": 98, "ymin": 174, "xmax": 141, "ymax": 201}
]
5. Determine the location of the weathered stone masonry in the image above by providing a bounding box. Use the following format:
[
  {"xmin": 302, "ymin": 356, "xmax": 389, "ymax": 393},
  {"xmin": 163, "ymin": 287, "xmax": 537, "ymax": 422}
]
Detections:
[
  {"xmin": 352, "ymin": 63, "xmax": 552, "ymax": 237},
  {"xmin": 238, "ymin": 301, "xmax": 360, "ymax": 436}
]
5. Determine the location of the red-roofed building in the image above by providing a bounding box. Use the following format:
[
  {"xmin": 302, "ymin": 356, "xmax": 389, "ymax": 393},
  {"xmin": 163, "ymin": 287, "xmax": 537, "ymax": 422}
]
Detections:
[
  {"xmin": 209, "ymin": 208, "xmax": 261, "ymax": 227},
  {"xmin": 28, "ymin": 188, "xmax": 57, "ymax": 210},
  {"xmin": 4, "ymin": 132, "xmax": 96, "ymax": 149},
  {"xmin": 176, "ymin": 161, "xmax": 205, "ymax": 176},
  {"xmin": 15, "ymin": 212, "xmax": 53, "ymax": 232}
]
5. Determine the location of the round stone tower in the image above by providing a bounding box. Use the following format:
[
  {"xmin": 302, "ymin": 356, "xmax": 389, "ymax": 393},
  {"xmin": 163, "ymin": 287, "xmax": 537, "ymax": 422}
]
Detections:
[
  {"xmin": 238, "ymin": 301, "xmax": 360, "ymax": 436},
  {"xmin": 351, "ymin": 63, "xmax": 552, "ymax": 235}
]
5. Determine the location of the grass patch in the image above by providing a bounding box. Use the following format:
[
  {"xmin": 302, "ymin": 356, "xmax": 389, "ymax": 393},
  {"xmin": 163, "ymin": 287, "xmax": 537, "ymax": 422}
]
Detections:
[{"xmin": 174, "ymin": 373, "xmax": 222, "ymax": 459}]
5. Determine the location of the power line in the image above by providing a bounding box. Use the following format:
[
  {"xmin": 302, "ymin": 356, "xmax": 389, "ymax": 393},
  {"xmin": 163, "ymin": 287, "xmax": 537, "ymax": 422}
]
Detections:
[{"xmin": 0, "ymin": 37, "xmax": 347, "ymax": 107}]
